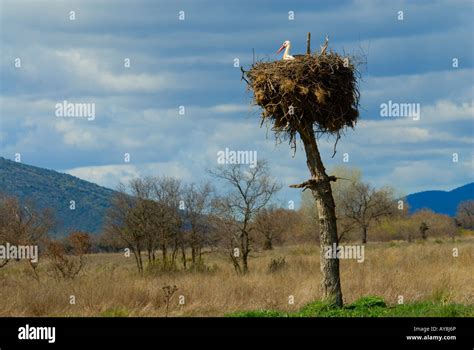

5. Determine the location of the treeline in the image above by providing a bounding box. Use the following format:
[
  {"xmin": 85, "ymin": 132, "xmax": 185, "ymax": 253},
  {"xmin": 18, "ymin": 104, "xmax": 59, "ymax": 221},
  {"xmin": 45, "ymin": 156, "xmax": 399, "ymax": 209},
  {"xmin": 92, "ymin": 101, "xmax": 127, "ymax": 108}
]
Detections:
[
  {"xmin": 1, "ymin": 164, "xmax": 472, "ymax": 275},
  {"xmin": 300, "ymin": 166, "xmax": 473, "ymax": 243},
  {"xmin": 97, "ymin": 163, "xmax": 473, "ymax": 273},
  {"xmin": 100, "ymin": 161, "xmax": 282, "ymax": 274}
]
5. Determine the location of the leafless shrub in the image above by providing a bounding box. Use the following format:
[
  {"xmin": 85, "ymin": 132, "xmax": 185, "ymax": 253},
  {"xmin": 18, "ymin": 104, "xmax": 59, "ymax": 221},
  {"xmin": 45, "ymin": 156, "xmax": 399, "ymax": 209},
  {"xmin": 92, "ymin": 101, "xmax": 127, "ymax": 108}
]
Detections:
[
  {"xmin": 267, "ymin": 257, "xmax": 287, "ymax": 273},
  {"xmin": 162, "ymin": 285, "xmax": 178, "ymax": 317},
  {"xmin": 46, "ymin": 232, "xmax": 91, "ymax": 280}
]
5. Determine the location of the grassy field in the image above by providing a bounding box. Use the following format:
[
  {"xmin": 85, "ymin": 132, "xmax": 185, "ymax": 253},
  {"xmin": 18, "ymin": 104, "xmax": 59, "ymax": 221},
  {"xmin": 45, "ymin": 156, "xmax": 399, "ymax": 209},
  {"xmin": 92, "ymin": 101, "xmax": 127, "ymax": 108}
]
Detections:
[
  {"xmin": 229, "ymin": 296, "xmax": 474, "ymax": 317},
  {"xmin": 0, "ymin": 237, "xmax": 473, "ymax": 317}
]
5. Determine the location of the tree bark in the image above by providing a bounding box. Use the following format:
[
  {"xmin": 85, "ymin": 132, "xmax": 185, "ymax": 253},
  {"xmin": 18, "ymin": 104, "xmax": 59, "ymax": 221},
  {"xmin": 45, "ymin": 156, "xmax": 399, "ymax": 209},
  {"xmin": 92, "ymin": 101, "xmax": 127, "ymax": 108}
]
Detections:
[
  {"xmin": 299, "ymin": 124, "xmax": 343, "ymax": 307},
  {"xmin": 171, "ymin": 238, "xmax": 179, "ymax": 268},
  {"xmin": 263, "ymin": 237, "xmax": 273, "ymax": 250},
  {"xmin": 162, "ymin": 243, "xmax": 167, "ymax": 268},
  {"xmin": 133, "ymin": 246, "xmax": 143, "ymax": 274},
  {"xmin": 181, "ymin": 244, "xmax": 187, "ymax": 269},
  {"xmin": 241, "ymin": 231, "xmax": 249, "ymax": 273},
  {"xmin": 147, "ymin": 247, "xmax": 152, "ymax": 265},
  {"xmin": 361, "ymin": 226, "xmax": 368, "ymax": 244},
  {"xmin": 191, "ymin": 245, "xmax": 196, "ymax": 266}
]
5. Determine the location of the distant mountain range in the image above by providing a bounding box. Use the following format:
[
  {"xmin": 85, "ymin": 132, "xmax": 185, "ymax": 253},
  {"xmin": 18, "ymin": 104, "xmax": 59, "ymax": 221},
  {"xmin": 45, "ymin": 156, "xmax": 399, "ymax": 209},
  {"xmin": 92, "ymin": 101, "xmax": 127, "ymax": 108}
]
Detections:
[
  {"xmin": 0, "ymin": 157, "xmax": 116, "ymax": 235},
  {"xmin": 405, "ymin": 183, "xmax": 474, "ymax": 216},
  {"xmin": 0, "ymin": 157, "xmax": 472, "ymax": 235}
]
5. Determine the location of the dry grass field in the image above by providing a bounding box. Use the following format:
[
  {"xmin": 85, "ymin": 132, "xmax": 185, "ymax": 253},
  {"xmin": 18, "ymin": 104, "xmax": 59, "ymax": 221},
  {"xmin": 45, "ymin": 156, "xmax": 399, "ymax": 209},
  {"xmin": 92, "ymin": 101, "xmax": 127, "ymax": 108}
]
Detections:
[{"xmin": 0, "ymin": 237, "xmax": 473, "ymax": 317}]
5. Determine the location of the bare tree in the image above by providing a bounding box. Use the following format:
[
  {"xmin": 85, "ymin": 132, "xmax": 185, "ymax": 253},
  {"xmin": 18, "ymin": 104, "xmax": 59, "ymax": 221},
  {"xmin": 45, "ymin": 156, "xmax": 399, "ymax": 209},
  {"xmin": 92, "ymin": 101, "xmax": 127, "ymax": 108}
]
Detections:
[
  {"xmin": 339, "ymin": 182, "xmax": 396, "ymax": 244},
  {"xmin": 253, "ymin": 206, "xmax": 288, "ymax": 250},
  {"xmin": 182, "ymin": 182, "xmax": 215, "ymax": 269},
  {"xmin": 0, "ymin": 194, "xmax": 53, "ymax": 269},
  {"xmin": 210, "ymin": 200, "xmax": 243, "ymax": 273},
  {"xmin": 127, "ymin": 178, "xmax": 157, "ymax": 265},
  {"xmin": 456, "ymin": 200, "xmax": 474, "ymax": 229},
  {"xmin": 104, "ymin": 185, "xmax": 146, "ymax": 274},
  {"xmin": 211, "ymin": 161, "xmax": 280, "ymax": 273},
  {"xmin": 282, "ymin": 123, "xmax": 347, "ymax": 307},
  {"xmin": 150, "ymin": 177, "xmax": 182, "ymax": 269}
]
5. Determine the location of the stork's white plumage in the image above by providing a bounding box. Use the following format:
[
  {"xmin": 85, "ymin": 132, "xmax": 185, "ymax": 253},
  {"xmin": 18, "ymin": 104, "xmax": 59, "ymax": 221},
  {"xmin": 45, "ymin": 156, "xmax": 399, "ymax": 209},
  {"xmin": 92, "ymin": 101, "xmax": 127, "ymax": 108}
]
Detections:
[{"xmin": 276, "ymin": 40, "xmax": 295, "ymax": 60}]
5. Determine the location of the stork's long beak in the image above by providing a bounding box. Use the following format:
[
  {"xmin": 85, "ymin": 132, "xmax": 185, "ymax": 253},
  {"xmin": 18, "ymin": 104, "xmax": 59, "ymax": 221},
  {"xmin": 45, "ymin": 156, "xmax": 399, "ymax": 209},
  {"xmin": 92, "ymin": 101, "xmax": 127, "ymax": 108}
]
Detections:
[{"xmin": 276, "ymin": 45, "xmax": 285, "ymax": 54}]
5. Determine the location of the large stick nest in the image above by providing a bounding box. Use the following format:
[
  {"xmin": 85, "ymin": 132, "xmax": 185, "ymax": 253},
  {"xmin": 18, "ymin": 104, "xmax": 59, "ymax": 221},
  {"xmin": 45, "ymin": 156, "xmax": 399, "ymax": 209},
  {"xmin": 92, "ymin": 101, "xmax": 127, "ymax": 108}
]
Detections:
[{"xmin": 245, "ymin": 52, "xmax": 360, "ymax": 146}]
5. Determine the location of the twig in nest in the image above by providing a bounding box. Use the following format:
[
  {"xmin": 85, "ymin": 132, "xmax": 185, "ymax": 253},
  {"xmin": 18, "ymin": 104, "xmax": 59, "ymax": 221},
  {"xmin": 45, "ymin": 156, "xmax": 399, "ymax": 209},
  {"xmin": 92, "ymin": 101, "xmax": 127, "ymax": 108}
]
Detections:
[
  {"xmin": 331, "ymin": 132, "xmax": 341, "ymax": 158},
  {"xmin": 306, "ymin": 32, "xmax": 311, "ymax": 55},
  {"xmin": 240, "ymin": 67, "xmax": 250, "ymax": 85},
  {"xmin": 320, "ymin": 35, "xmax": 329, "ymax": 55}
]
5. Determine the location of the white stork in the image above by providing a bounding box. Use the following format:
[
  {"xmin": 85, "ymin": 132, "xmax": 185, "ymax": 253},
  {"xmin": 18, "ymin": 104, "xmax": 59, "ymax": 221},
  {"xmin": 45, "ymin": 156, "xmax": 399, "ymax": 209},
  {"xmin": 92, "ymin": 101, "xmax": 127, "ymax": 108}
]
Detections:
[{"xmin": 276, "ymin": 40, "xmax": 295, "ymax": 60}]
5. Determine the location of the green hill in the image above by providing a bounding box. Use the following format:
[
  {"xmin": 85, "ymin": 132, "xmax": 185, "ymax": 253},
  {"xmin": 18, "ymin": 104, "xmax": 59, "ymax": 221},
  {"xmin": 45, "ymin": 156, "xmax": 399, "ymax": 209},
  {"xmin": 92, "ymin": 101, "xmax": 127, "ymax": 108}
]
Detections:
[{"xmin": 0, "ymin": 157, "xmax": 115, "ymax": 236}]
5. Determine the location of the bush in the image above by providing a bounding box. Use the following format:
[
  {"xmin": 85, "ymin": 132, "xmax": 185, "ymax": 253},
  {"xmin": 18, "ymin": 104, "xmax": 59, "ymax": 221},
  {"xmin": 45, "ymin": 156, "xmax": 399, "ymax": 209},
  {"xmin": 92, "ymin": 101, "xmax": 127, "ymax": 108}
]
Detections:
[
  {"xmin": 374, "ymin": 210, "xmax": 458, "ymax": 242},
  {"xmin": 267, "ymin": 257, "xmax": 286, "ymax": 273}
]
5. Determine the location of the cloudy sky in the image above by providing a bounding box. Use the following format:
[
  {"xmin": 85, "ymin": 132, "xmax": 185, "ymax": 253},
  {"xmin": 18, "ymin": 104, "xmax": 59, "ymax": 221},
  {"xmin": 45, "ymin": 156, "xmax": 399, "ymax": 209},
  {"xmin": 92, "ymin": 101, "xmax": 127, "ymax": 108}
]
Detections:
[{"xmin": 1, "ymin": 0, "xmax": 472, "ymax": 206}]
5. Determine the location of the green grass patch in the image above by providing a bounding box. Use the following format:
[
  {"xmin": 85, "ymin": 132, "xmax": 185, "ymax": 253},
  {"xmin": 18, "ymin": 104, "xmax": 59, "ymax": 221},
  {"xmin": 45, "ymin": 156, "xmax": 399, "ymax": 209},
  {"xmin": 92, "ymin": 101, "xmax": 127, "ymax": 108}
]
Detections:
[
  {"xmin": 228, "ymin": 310, "xmax": 286, "ymax": 318},
  {"xmin": 100, "ymin": 307, "xmax": 130, "ymax": 317},
  {"xmin": 227, "ymin": 296, "xmax": 474, "ymax": 317}
]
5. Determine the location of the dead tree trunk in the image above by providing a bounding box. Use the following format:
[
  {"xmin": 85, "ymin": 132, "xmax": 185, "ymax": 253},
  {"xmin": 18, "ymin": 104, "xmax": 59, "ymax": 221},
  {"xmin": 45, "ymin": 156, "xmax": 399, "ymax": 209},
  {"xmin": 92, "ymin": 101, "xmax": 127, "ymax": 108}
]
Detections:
[
  {"xmin": 298, "ymin": 123, "xmax": 343, "ymax": 307},
  {"xmin": 191, "ymin": 245, "xmax": 197, "ymax": 266},
  {"xmin": 241, "ymin": 230, "xmax": 250, "ymax": 273},
  {"xmin": 171, "ymin": 239, "xmax": 179, "ymax": 268},
  {"xmin": 161, "ymin": 243, "xmax": 167, "ymax": 269},
  {"xmin": 361, "ymin": 226, "xmax": 368, "ymax": 244},
  {"xmin": 132, "ymin": 245, "xmax": 143, "ymax": 275},
  {"xmin": 181, "ymin": 244, "xmax": 187, "ymax": 269}
]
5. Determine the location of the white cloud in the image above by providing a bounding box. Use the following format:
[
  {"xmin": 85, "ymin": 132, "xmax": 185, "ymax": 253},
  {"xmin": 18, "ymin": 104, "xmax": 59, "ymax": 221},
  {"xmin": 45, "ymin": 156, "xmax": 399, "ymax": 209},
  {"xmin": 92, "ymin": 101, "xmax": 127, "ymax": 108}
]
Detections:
[
  {"xmin": 65, "ymin": 162, "xmax": 193, "ymax": 189},
  {"xmin": 210, "ymin": 104, "xmax": 249, "ymax": 113},
  {"xmin": 54, "ymin": 50, "xmax": 179, "ymax": 93},
  {"xmin": 422, "ymin": 100, "xmax": 474, "ymax": 124},
  {"xmin": 357, "ymin": 121, "xmax": 431, "ymax": 144},
  {"xmin": 54, "ymin": 120, "xmax": 100, "ymax": 149},
  {"xmin": 363, "ymin": 69, "xmax": 473, "ymax": 103},
  {"xmin": 390, "ymin": 160, "xmax": 472, "ymax": 191},
  {"xmin": 352, "ymin": 99, "xmax": 473, "ymax": 145}
]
